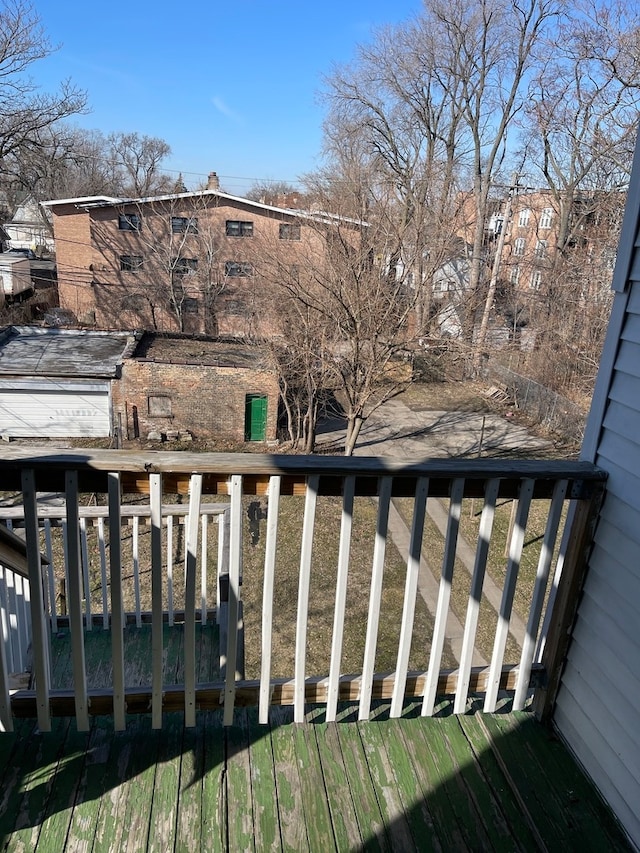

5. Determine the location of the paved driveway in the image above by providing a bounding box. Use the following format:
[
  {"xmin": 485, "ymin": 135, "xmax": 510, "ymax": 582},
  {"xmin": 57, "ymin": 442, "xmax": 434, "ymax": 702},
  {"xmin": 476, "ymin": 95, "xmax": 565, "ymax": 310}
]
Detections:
[{"xmin": 317, "ymin": 397, "xmax": 551, "ymax": 460}]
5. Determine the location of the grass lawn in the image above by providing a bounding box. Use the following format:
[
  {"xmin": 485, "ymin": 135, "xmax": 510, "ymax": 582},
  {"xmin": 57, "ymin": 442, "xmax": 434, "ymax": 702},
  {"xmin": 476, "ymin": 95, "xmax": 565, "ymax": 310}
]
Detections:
[{"xmin": 394, "ymin": 494, "xmax": 563, "ymax": 664}]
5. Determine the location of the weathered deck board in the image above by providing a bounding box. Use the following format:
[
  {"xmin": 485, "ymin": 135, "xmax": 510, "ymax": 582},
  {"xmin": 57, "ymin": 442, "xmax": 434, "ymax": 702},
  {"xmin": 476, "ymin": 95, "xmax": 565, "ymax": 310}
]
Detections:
[
  {"xmin": 49, "ymin": 624, "xmax": 221, "ymax": 691},
  {"xmin": 482, "ymin": 710, "xmax": 628, "ymax": 851},
  {"xmin": 0, "ymin": 704, "xmax": 632, "ymax": 852}
]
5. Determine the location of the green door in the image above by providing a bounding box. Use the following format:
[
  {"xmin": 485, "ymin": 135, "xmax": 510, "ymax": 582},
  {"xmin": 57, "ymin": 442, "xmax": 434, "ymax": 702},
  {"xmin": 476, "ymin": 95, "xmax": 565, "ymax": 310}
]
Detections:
[{"xmin": 244, "ymin": 394, "xmax": 267, "ymax": 441}]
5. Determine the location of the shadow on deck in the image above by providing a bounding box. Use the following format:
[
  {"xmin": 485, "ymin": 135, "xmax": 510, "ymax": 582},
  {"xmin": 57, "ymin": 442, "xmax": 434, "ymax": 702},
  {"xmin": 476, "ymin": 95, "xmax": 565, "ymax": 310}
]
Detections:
[{"xmin": 0, "ymin": 698, "xmax": 630, "ymax": 851}]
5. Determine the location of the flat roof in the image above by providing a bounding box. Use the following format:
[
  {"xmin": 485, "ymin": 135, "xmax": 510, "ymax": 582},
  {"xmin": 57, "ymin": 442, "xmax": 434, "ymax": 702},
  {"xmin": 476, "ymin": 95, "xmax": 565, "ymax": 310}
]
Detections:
[
  {"xmin": 0, "ymin": 326, "xmax": 137, "ymax": 378},
  {"xmin": 133, "ymin": 333, "xmax": 272, "ymax": 369},
  {"xmin": 41, "ymin": 189, "xmax": 367, "ymax": 227}
]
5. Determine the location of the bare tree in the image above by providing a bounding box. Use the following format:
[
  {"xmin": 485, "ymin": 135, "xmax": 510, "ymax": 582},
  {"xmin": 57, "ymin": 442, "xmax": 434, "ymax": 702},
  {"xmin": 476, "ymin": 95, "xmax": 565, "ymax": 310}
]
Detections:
[
  {"xmin": 245, "ymin": 180, "xmax": 306, "ymax": 207},
  {"xmin": 107, "ymin": 132, "xmax": 173, "ymax": 197},
  {"xmin": 90, "ymin": 195, "xmax": 229, "ymax": 334},
  {"xmin": 522, "ymin": 0, "xmax": 640, "ymax": 254},
  {"xmin": 0, "ymin": 0, "xmax": 86, "ymax": 170},
  {"xmin": 322, "ymin": 0, "xmax": 560, "ymax": 365},
  {"xmin": 1, "ymin": 126, "xmax": 118, "ymax": 222},
  {"xmin": 257, "ymin": 189, "xmax": 418, "ymax": 455}
]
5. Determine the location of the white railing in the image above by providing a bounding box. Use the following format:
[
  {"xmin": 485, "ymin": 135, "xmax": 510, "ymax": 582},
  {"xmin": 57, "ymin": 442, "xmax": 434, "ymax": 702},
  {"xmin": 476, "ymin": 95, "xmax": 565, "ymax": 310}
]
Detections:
[
  {"xmin": 0, "ymin": 563, "xmax": 31, "ymax": 676},
  {"xmin": 0, "ymin": 503, "xmax": 230, "ymax": 631},
  {"xmin": 0, "ymin": 448, "xmax": 605, "ymax": 733}
]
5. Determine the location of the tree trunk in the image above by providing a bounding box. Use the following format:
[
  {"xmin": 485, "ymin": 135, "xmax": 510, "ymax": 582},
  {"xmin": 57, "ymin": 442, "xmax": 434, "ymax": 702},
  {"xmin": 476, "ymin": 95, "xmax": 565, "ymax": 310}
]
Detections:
[{"xmin": 344, "ymin": 414, "xmax": 364, "ymax": 456}]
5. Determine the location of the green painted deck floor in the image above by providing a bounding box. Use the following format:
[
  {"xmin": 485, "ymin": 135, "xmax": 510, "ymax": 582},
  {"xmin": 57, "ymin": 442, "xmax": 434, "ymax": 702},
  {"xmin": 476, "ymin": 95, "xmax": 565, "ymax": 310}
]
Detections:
[{"xmin": 0, "ymin": 701, "xmax": 629, "ymax": 852}]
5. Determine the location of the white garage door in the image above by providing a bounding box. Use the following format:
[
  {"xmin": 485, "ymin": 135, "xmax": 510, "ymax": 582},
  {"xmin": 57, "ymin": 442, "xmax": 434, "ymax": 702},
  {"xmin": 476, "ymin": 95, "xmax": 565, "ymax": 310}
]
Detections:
[{"xmin": 0, "ymin": 380, "xmax": 111, "ymax": 437}]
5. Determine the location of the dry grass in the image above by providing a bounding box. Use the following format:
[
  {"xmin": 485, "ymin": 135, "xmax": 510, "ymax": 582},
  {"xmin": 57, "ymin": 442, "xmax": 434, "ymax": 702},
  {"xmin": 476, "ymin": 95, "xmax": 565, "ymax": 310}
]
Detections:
[
  {"xmin": 394, "ymin": 494, "xmax": 563, "ymax": 665},
  {"xmin": 240, "ymin": 495, "xmax": 444, "ymax": 679}
]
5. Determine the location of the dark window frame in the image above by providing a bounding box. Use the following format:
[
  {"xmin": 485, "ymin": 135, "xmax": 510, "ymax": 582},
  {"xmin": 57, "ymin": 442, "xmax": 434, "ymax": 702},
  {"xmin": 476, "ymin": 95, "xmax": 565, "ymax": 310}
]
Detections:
[
  {"xmin": 279, "ymin": 222, "xmax": 301, "ymax": 241},
  {"xmin": 225, "ymin": 260, "xmax": 253, "ymax": 277},
  {"xmin": 171, "ymin": 216, "xmax": 199, "ymax": 234},
  {"xmin": 226, "ymin": 220, "xmax": 254, "ymax": 237},
  {"xmin": 118, "ymin": 213, "xmax": 142, "ymax": 231},
  {"xmin": 172, "ymin": 256, "xmax": 198, "ymax": 275},
  {"xmin": 120, "ymin": 254, "xmax": 144, "ymax": 272}
]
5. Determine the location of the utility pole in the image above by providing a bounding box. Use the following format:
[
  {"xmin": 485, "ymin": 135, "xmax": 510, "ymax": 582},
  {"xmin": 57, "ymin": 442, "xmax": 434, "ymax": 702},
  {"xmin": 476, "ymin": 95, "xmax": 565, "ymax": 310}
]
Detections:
[{"xmin": 474, "ymin": 173, "xmax": 519, "ymax": 370}]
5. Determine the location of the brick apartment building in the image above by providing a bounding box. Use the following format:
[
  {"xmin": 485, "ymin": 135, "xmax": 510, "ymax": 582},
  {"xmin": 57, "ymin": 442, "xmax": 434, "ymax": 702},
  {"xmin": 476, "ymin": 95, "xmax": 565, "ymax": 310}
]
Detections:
[
  {"xmin": 460, "ymin": 188, "xmax": 622, "ymax": 296},
  {"xmin": 42, "ymin": 180, "xmax": 361, "ymax": 338}
]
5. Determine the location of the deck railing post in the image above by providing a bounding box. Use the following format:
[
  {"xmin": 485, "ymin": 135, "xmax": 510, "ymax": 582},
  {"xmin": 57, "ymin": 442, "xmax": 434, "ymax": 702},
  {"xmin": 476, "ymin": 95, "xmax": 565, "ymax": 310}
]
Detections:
[
  {"xmin": 184, "ymin": 473, "xmax": 203, "ymax": 728},
  {"xmin": 65, "ymin": 470, "xmax": 90, "ymax": 731},
  {"xmin": 150, "ymin": 473, "xmax": 164, "ymax": 729},
  {"xmin": 108, "ymin": 472, "xmax": 126, "ymax": 730},
  {"xmin": 294, "ymin": 475, "xmax": 319, "ymax": 723},
  {"xmin": 259, "ymin": 475, "xmax": 281, "ymax": 724},
  {"xmin": 326, "ymin": 474, "xmax": 355, "ymax": 723},
  {"xmin": 223, "ymin": 475, "xmax": 243, "ymax": 726},
  {"xmin": 484, "ymin": 478, "xmax": 534, "ymax": 712},
  {"xmin": 359, "ymin": 476, "xmax": 392, "ymax": 721},
  {"xmin": 22, "ymin": 469, "xmax": 51, "ymax": 733},
  {"xmin": 532, "ymin": 482, "xmax": 605, "ymax": 722}
]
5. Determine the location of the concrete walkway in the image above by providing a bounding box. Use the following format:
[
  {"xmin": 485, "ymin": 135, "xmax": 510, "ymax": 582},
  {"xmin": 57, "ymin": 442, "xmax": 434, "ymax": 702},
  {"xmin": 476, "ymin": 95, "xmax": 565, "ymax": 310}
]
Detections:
[{"xmin": 317, "ymin": 397, "xmax": 537, "ymax": 665}]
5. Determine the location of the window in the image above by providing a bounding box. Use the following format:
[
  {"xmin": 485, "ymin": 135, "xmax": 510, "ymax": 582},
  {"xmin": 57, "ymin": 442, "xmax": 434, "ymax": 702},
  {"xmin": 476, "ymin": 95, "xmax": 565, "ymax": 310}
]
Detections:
[
  {"xmin": 530, "ymin": 270, "xmax": 542, "ymax": 290},
  {"xmin": 172, "ymin": 257, "xmax": 198, "ymax": 275},
  {"xmin": 120, "ymin": 254, "xmax": 143, "ymax": 272},
  {"xmin": 226, "ymin": 220, "xmax": 253, "ymax": 237},
  {"xmin": 225, "ymin": 261, "xmax": 253, "ymax": 277},
  {"xmin": 148, "ymin": 395, "xmax": 172, "ymax": 417},
  {"xmin": 183, "ymin": 297, "xmax": 199, "ymax": 314},
  {"xmin": 518, "ymin": 208, "xmax": 530, "ymax": 227},
  {"xmin": 171, "ymin": 216, "xmax": 198, "ymax": 234},
  {"xmin": 539, "ymin": 207, "xmax": 553, "ymax": 229},
  {"xmin": 535, "ymin": 239, "xmax": 548, "ymax": 259},
  {"xmin": 118, "ymin": 213, "xmax": 141, "ymax": 231},
  {"xmin": 279, "ymin": 223, "xmax": 301, "ymax": 240},
  {"xmin": 510, "ymin": 265, "xmax": 520, "ymax": 285},
  {"xmin": 513, "ymin": 237, "xmax": 526, "ymax": 257}
]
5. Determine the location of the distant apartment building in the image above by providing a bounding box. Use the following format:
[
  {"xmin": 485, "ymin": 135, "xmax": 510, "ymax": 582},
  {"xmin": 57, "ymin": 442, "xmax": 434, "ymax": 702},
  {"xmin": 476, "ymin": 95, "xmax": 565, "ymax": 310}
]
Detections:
[
  {"xmin": 42, "ymin": 185, "xmax": 360, "ymax": 337},
  {"xmin": 473, "ymin": 189, "xmax": 622, "ymax": 295},
  {"xmin": 452, "ymin": 187, "xmax": 623, "ymax": 345}
]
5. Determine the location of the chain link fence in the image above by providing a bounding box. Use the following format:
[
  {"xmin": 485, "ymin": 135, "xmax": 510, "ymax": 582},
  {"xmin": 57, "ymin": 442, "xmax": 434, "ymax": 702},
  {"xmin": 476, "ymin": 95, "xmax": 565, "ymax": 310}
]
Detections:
[{"xmin": 484, "ymin": 360, "xmax": 588, "ymax": 444}]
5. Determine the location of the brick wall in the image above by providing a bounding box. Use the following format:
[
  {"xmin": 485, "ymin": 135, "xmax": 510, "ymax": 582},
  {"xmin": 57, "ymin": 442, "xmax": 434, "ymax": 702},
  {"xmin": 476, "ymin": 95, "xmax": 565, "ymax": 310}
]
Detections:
[
  {"xmin": 51, "ymin": 204, "xmax": 95, "ymax": 322},
  {"xmin": 113, "ymin": 359, "xmax": 279, "ymax": 443},
  {"xmin": 49, "ymin": 194, "xmax": 360, "ymax": 336}
]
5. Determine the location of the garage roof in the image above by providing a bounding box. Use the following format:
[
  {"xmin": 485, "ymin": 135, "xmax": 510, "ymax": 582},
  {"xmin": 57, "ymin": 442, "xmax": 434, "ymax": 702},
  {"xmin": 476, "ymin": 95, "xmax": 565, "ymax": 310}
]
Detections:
[{"xmin": 0, "ymin": 326, "xmax": 138, "ymax": 378}]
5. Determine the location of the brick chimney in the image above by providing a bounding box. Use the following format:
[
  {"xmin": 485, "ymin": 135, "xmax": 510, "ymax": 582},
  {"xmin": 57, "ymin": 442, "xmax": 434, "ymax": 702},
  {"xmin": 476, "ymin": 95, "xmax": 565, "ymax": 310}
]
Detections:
[{"xmin": 206, "ymin": 171, "xmax": 220, "ymax": 190}]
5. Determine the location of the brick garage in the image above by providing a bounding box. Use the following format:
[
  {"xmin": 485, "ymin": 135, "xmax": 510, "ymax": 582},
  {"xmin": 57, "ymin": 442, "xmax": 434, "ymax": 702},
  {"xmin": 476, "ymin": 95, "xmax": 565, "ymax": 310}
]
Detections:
[{"xmin": 112, "ymin": 334, "xmax": 279, "ymax": 444}]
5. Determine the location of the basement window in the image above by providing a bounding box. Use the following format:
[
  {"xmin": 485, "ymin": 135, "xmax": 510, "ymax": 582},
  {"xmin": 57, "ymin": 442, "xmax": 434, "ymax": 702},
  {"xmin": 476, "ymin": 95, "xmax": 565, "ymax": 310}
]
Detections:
[{"xmin": 148, "ymin": 395, "xmax": 172, "ymax": 417}]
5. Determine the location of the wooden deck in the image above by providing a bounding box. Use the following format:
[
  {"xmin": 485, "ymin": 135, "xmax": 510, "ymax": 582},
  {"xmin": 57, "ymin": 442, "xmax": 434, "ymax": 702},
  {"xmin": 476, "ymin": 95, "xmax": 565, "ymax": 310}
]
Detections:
[
  {"xmin": 0, "ymin": 701, "xmax": 629, "ymax": 852},
  {"xmin": 49, "ymin": 624, "xmax": 223, "ymax": 691}
]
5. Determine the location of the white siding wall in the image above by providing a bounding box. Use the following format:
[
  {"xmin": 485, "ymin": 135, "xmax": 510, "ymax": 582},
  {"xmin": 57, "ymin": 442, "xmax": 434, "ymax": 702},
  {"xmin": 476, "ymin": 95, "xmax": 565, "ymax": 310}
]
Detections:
[{"xmin": 555, "ymin": 142, "xmax": 640, "ymax": 849}]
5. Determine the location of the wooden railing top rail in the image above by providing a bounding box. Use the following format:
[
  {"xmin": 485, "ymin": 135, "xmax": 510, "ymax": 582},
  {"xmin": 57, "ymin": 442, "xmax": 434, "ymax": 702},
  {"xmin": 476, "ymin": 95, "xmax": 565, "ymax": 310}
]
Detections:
[
  {"xmin": 0, "ymin": 447, "xmax": 606, "ymax": 498},
  {"xmin": 0, "ymin": 503, "xmax": 229, "ymax": 521}
]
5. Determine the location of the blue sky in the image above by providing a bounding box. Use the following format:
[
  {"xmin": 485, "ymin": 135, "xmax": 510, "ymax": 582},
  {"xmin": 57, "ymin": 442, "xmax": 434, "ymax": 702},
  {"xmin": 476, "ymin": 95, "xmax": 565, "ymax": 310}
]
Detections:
[{"xmin": 30, "ymin": 1, "xmax": 422, "ymax": 196}]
